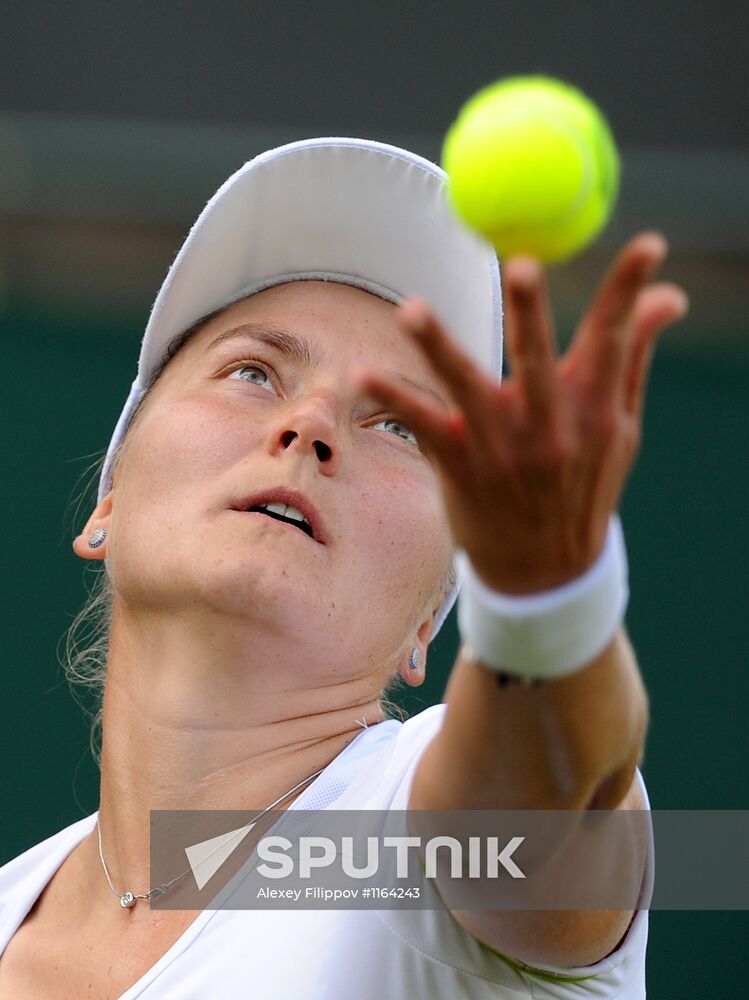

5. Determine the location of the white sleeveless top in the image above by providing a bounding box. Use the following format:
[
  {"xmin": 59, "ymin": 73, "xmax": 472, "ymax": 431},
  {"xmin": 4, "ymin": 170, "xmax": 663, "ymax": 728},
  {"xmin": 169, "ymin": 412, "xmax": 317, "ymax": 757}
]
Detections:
[{"xmin": 0, "ymin": 704, "xmax": 651, "ymax": 998}]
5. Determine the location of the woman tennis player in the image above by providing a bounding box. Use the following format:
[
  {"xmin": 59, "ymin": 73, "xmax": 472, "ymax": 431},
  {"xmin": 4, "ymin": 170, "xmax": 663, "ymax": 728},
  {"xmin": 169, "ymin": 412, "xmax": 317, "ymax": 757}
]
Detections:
[{"xmin": 0, "ymin": 137, "xmax": 687, "ymax": 998}]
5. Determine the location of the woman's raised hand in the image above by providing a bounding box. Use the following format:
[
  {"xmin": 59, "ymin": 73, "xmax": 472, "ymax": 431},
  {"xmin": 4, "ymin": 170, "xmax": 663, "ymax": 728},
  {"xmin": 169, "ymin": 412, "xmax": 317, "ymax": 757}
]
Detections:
[{"xmin": 350, "ymin": 231, "xmax": 689, "ymax": 596}]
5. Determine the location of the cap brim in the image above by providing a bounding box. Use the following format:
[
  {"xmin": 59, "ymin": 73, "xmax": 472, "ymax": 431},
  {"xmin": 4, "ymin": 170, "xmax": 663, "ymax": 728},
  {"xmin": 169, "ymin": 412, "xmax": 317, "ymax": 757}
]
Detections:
[{"xmin": 138, "ymin": 136, "xmax": 502, "ymax": 385}]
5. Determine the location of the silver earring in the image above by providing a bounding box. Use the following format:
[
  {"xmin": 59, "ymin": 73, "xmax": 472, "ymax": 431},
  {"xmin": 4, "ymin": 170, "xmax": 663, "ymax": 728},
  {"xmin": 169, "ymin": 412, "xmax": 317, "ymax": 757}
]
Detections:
[
  {"xmin": 408, "ymin": 647, "xmax": 420, "ymax": 670},
  {"xmin": 88, "ymin": 527, "xmax": 107, "ymax": 548}
]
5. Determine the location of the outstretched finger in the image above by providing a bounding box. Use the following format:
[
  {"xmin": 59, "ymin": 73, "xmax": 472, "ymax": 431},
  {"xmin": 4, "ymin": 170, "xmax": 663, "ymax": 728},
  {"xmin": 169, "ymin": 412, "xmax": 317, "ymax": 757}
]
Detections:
[
  {"xmin": 396, "ymin": 298, "xmax": 498, "ymax": 443},
  {"xmin": 625, "ymin": 283, "xmax": 689, "ymax": 422},
  {"xmin": 502, "ymin": 255, "xmax": 559, "ymax": 424},
  {"xmin": 349, "ymin": 363, "xmax": 468, "ymax": 470},
  {"xmin": 568, "ymin": 231, "xmax": 669, "ymax": 401}
]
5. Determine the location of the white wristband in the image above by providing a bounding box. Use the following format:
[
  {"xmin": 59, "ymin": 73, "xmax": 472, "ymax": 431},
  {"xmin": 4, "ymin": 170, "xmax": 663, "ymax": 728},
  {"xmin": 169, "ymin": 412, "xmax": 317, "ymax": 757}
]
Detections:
[{"xmin": 455, "ymin": 514, "xmax": 629, "ymax": 682}]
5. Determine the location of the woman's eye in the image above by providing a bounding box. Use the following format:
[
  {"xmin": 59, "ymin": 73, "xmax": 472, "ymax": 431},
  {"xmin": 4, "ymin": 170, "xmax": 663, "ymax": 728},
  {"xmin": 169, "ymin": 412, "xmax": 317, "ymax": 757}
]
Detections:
[
  {"xmin": 227, "ymin": 364, "xmax": 275, "ymax": 391},
  {"xmin": 373, "ymin": 417, "xmax": 419, "ymax": 448}
]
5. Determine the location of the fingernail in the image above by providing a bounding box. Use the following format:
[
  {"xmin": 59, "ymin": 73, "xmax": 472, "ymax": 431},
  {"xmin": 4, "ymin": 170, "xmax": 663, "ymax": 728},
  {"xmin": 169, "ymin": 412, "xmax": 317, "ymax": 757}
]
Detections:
[
  {"xmin": 673, "ymin": 289, "xmax": 690, "ymax": 317},
  {"xmin": 639, "ymin": 232, "xmax": 668, "ymax": 271},
  {"xmin": 349, "ymin": 364, "xmax": 371, "ymax": 386},
  {"xmin": 400, "ymin": 303, "xmax": 429, "ymax": 335},
  {"xmin": 509, "ymin": 257, "xmax": 540, "ymax": 294},
  {"xmin": 644, "ymin": 231, "xmax": 668, "ymax": 255}
]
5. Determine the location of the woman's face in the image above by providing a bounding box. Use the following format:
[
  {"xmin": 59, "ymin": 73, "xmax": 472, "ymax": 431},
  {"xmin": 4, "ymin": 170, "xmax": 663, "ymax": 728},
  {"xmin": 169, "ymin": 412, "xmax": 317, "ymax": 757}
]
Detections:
[{"xmin": 99, "ymin": 280, "xmax": 454, "ymax": 675}]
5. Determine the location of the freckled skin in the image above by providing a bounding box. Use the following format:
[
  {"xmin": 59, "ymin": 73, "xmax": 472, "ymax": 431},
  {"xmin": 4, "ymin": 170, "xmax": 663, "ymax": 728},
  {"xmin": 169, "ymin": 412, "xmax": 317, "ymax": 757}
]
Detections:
[{"xmin": 103, "ymin": 280, "xmax": 451, "ymax": 666}]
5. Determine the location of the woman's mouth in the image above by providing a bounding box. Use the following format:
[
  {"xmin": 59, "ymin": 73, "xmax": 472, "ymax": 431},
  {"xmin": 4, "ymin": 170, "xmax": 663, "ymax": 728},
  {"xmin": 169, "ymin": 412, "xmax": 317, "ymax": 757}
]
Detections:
[
  {"xmin": 244, "ymin": 503, "xmax": 315, "ymax": 538},
  {"xmin": 229, "ymin": 488, "xmax": 327, "ymax": 544}
]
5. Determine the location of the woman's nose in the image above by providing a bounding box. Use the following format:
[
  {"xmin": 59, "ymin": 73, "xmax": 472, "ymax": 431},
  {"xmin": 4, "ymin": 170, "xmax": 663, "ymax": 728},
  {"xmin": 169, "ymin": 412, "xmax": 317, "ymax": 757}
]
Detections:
[{"xmin": 267, "ymin": 392, "xmax": 344, "ymax": 474}]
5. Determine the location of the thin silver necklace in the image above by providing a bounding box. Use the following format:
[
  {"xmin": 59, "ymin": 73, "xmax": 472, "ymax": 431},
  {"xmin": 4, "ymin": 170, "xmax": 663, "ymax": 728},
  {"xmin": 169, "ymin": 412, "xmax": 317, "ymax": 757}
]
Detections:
[{"xmin": 97, "ymin": 766, "xmax": 326, "ymax": 908}]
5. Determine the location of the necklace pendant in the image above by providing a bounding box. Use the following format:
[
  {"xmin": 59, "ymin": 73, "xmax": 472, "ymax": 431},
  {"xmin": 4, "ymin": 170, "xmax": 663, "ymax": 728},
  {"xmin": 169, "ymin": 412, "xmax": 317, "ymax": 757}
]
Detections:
[{"xmin": 120, "ymin": 891, "xmax": 136, "ymax": 908}]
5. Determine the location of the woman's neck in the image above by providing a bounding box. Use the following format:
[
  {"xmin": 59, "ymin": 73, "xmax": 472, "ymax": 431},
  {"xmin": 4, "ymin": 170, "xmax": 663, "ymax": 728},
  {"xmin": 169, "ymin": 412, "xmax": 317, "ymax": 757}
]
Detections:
[{"xmin": 85, "ymin": 606, "xmax": 389, "ymax": 911}]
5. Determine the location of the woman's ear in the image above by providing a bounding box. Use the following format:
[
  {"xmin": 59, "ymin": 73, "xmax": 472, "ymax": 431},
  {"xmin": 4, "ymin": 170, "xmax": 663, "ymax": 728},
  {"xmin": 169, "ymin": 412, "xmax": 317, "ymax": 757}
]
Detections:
[
  {"xmin": 399, "ymin": 612, "xmax": 434, "ymax": 687},
  {"xmin": 72, "ymin": 491, "xmax": 114, "ymax": 561}
]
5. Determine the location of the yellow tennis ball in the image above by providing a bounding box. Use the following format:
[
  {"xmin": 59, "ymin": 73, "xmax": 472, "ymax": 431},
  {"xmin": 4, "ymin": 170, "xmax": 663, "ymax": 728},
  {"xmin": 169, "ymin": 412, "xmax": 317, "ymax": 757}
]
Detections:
[{"xmin": 441, "ymin": 75, "xmax": 620, "ymax": 263}]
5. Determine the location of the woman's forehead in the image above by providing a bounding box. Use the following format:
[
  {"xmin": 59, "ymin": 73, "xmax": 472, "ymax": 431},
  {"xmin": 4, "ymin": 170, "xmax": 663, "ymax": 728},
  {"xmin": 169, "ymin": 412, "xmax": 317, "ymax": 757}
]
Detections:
[
  {"xmin": 200, "ymin": 280, "xmax": 399, "ymax": 345},
  {"xmin": 186, "ymin": 280, "xmax": 447, "ymax": 393}
]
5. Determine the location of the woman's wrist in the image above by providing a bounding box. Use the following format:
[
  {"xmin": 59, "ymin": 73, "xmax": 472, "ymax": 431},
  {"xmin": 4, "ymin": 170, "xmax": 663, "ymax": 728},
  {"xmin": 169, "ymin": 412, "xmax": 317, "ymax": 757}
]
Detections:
[{"xmin": 455, "ymin": 514, "xmax": 629, "ymax": 684}]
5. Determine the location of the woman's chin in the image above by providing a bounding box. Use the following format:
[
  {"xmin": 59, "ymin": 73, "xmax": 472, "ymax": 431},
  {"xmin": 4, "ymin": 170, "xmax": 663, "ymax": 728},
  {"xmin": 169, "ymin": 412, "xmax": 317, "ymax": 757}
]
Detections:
[{"xmin": 193, "ymin": 557, "xmax": 324, "ymax": 623}]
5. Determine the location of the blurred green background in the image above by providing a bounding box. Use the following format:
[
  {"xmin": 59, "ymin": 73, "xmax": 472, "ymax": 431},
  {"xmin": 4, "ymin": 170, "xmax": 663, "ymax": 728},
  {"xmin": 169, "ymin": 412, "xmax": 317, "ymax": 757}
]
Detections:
[
  {"xmin": 3, "ymin": 298, "xmax": 747, "ymax": 994},
  {"xmin": 2, "ymin": 0, "xmax": 748, "ymax": 993}
]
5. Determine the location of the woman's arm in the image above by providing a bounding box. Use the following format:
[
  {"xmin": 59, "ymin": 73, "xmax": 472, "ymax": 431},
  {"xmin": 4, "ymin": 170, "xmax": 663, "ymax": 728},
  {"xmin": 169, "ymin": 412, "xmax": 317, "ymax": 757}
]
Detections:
[
  {"xmin": 353, "ymin": 230, "xmax": 687, "ymax": 969},
  {"xmin": 408, "ymin": 624, "xmax": 648, "ymax": 969}
]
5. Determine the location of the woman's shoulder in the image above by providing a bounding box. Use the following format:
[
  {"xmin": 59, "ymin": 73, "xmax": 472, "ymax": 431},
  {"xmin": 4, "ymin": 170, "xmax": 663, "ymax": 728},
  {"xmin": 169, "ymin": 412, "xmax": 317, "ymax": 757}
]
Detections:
[
  {"xmin": 382, "ymin": 702, "xmax": 447, "ymax": 766},
  {"xmin": 0, "ymin": 813, "xmax": 97, "ymax": 901},
  {"xmin": 328, "ymin": 704, "xmax": 447, "ymax": 811},
  {"xmin": 353, "ymin": 703, "xmax": 447, "ymax": 776},
  {"xmin": 394, "ymin": 702, "xmax": 447, "ymax": 742}
]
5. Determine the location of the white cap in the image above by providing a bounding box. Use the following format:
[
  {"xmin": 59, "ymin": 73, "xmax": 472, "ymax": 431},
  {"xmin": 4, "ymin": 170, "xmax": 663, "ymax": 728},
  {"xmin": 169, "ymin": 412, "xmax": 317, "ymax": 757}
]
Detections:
[{"xmin": 97, "ymin": 136, "xmax": 503, "ymax": 639}]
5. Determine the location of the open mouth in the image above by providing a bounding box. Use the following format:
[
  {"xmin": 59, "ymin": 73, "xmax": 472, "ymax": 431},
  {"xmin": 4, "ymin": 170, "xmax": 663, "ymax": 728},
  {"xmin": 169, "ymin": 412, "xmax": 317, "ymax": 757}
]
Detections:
[{"xmin": 244, "ymin": 505, "xmax": 315, "ymax": 540}]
